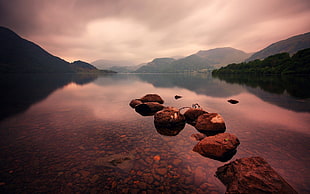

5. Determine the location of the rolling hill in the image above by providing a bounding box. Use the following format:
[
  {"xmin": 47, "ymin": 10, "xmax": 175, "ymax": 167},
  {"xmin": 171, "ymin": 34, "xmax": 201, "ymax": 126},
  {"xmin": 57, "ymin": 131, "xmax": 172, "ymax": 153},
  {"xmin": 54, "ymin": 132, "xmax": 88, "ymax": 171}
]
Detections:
[
  {"xmin": 196, "ymin": 47, "xmax": 251, "ymax": 68},
  {"xmin": 134, "ymin": 47, "xmax": 250, "ymax": 73}
]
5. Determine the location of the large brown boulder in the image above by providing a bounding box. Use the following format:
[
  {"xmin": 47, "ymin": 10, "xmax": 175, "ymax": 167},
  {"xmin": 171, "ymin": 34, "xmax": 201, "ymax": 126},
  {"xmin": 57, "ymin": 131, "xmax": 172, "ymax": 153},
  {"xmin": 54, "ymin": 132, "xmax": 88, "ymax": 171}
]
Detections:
[
  {"xmin": 135, "ymin": 102, "xmax": 165, "ymax": 116},
  {"xmin": 154, "ymin": 107, "xmax": 186, "ymax": 136},
  {"xmin": 193, "ymin": 133, "xmax": 240, "ymax": 162},
  {"xmin": 215, "ymin": 157, "xmax": 297, "ymax": 194},
  {"xmin": 195, "ymin": 113, "xmax": 226, "ymax": 135},
  {"xmin": 184, "ymin": 108, "xmax": 208, "ymax": 126},
  {"xmin": 140, "ymin": 94, "xmax": 164, "ymax": 104}
]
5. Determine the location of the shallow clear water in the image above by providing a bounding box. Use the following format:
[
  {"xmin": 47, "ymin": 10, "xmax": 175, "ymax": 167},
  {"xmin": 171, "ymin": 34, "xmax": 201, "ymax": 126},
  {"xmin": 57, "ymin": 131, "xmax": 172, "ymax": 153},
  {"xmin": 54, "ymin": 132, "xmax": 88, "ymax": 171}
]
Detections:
[{"xmin": 0, "ymin": 73, "xmax": 309, "ymax": 193}]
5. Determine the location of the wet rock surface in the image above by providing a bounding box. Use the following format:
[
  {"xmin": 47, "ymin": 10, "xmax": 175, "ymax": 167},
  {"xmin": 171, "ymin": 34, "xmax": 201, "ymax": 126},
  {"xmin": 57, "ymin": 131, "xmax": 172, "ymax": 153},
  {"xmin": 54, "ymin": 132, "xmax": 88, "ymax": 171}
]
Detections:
[
  {"xmin": 140, "ymin": 94, "xmax": 164, "ymax": 104},
  {"xmin": 129, "ymin": 99, "xmax": 143, "ymax": 108},
  {"xmin": 130, "ymin": 94, "xmax": 166, "ymax": 116},
  {"xmin": 135, "ymin": 102, "xmax": 165, "ymax": 116},
  {"xmin": 184, "ymin": 108, "xmax": 208, "ymax": 126},
  {"xmin": 195, "ymin": 113, "xmax": 226, "ymax": 135},
  {"xmin": 154, "ymin": 107, "xmax": 186, "ymax": 136},
  {"xmin": 193, "ymin": 133, "xmax": 240, "ymax": 162},
  {"xmin": 216, "ymin": 157, "xmax": 298, "ymax": 194}
]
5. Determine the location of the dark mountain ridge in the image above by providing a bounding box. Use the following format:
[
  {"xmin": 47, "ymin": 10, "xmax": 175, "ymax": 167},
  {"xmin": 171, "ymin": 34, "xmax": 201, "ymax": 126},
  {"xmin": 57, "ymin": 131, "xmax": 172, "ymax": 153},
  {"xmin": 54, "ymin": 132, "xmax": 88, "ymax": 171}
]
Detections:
[
  {"xmin": 246, "ymin": 32, "xmax": 310, "ymax": 62},
  {"xmin": 0, "ymin": 26, "xmax": 99, "ymax": 73}
]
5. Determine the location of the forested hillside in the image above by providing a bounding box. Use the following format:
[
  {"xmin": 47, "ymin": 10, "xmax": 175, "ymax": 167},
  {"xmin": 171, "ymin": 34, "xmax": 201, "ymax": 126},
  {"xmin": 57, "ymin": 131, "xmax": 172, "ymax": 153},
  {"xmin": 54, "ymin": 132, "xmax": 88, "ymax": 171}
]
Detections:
[{"xmin": 212, "ymin": 48, "xmax": 310, "ymax": 75}]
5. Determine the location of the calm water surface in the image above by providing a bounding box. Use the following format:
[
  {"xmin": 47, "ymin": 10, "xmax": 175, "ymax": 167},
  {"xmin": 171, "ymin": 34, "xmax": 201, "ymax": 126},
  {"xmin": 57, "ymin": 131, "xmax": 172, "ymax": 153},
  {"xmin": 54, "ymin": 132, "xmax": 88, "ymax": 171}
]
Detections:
[{"xmin": 0, "ymin": 73, "xmax": 309, "ymax": 193}]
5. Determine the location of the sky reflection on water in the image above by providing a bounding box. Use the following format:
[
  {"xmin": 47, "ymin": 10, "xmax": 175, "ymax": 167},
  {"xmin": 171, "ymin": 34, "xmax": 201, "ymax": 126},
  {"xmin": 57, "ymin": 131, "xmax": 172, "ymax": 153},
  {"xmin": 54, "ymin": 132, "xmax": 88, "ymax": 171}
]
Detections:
[{"xmin": 0, "ymin": 73, "xmax": 309, "ymax": 193}]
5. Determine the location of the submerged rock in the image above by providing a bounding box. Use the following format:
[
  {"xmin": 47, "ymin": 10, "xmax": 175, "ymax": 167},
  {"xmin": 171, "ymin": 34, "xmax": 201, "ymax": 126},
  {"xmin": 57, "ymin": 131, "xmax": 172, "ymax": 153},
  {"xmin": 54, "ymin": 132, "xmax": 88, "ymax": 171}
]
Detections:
[
  {"xmin": 140, "ymin": 94, "xmax": 164, "ymax": 104},
  {"xmin": 184, "ymin": 108, "xmax": 208, "ymax": 126},
  {"xmin": 215, "ymin": 157, "xmax": 297, "ymax": 194},
  {"xmin": 94, "ymin": 153, "xmax": 135, "ymax": 171},
  {"xmin": 195, "ymin": 113, "xmax": 226, "ymax": 135},
  {"xmin": 154, "ymin": 107, "xmax": 186, "ymax": 136},
  {"xmin": 135, "ymin": 102, "xmax": 165, "ymax": 116},
  {"xmin": 193, "ymin": 133, "xmax": 240, "ymax": 162}
]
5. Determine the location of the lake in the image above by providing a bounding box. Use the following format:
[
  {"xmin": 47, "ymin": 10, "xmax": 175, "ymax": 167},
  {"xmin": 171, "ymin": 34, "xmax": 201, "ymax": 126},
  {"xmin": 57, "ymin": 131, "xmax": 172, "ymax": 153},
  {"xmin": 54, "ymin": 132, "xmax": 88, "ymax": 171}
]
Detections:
[{"xmin": 0, "ymin": 73, "xmax": 309, "ymax": 193}]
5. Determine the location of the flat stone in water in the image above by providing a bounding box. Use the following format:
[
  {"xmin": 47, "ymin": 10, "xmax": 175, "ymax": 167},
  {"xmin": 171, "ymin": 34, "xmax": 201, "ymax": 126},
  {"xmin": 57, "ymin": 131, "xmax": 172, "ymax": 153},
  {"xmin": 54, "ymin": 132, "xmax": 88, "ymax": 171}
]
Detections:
[{"xmin": 94, "ymin": 153, "xmax": 135, "ymax": 171}]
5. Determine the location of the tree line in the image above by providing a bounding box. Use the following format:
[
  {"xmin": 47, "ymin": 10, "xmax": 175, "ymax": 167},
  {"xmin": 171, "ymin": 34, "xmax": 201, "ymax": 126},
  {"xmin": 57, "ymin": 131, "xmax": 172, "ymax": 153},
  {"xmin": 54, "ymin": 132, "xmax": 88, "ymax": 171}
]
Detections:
[{"xmin": 212, "ymin": 48, "xmax": 310, "ymax": 75}]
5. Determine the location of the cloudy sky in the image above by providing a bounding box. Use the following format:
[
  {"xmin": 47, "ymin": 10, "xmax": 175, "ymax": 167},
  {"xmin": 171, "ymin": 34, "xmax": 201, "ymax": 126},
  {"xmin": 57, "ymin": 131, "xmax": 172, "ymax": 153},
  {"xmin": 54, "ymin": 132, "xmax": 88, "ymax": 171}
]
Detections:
[{"xmin": 1, "ymin": 0, "xmax": 309, "ymax": 65}]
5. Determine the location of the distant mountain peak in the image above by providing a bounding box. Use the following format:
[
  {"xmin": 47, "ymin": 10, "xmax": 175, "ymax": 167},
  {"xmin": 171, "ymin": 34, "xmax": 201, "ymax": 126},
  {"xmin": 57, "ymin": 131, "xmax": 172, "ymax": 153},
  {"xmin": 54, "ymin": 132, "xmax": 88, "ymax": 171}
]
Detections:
[
  {"xmin": 246, "ymin": 32, "xmax": 310, "ymax": 62},
  {"xmin": 71, "ymin": 60, "xmax": 97, "ymax": 70},
  {"xmin": 195, "ymin": 47, "xmax": 251, "ymax": 67},
  {"xmin": 134, "ymin": 47, "xmax": 251, "ymax": 73},
  {"xmin": 150, "ymin": 57, "xmax": 175, "ymax": 63}
]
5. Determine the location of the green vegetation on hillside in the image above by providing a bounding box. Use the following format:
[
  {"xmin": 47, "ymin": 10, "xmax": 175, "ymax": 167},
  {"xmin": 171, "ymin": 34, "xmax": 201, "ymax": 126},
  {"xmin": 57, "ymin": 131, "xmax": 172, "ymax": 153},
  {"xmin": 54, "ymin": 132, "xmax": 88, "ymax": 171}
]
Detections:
[{"xmin": 212, "ymin": 48, "xmax": 310, "ymax": 75}]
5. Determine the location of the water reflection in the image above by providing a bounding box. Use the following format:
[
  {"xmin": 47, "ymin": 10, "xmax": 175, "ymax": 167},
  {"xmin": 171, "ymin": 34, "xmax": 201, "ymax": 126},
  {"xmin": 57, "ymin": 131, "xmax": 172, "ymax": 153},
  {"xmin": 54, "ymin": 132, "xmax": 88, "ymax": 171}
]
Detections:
[
  {"xmin": 133, "ymin": 73, "xmax": 310, "ymax": 113},
  {"xmin": 212, "ymin": 73, "xmax": 310, "ymax": 98},
  {"xmin": 213, "ymin": 74, "xmax": 310, "ymax": 112},
  {"xmin": 0, "ymin": 73, "xmax": 309, "ymax": 193},
  {"xmin": 135, "ymin": 73, "xmax": 244, "ymax": 98},
  {"xmin": 0, "ymin": 73, "xmax": 99, "ymax": 121}
]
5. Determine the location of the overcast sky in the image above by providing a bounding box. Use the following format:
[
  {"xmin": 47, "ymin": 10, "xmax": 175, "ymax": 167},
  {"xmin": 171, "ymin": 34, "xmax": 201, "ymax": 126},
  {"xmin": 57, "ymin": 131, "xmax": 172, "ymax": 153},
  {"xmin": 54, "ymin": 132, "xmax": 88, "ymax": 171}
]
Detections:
[{"xmin": 1, "ymin": 0, "xmax": 309, "ymax": 64}]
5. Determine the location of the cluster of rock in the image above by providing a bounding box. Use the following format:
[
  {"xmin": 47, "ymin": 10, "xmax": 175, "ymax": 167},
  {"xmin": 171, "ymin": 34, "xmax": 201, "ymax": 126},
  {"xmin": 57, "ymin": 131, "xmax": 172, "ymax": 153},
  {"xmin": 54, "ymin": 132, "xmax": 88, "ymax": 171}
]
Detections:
[
  {"xmin": 129, "ymin": 94, "xmax": 297, "ymax": 193},
  {"xmin": 129, "ymin": 94, "xmax": 240, "ymax": 162},
  {"xmin": 129, "ymin": 94, "xmax": 165, "ymax": 116},
  {"xmin": 183, "ymin": 106, "xmax": 240, "ymax": 162}
]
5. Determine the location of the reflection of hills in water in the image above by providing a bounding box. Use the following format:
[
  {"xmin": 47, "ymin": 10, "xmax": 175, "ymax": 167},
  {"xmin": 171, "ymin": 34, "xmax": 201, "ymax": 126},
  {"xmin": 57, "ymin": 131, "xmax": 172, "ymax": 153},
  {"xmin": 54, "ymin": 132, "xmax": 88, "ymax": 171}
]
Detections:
[
  {"xmin": 212, "ymin": 74, "xmax": 310, "ymax": 112},
  {"xmin": 212, "ymin": 74, "xmax": 310, "ymax": 99},
  {"xmin": 134, "ymin": 73, "xmax": 310, "ymax": 113},
  {"xmin": 135, "ymin": 73, "xmax": 245, "ymax": 98},
  {"xmin": 0, "ymin": 73, "xmax": 99, "ymax": 121}
]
